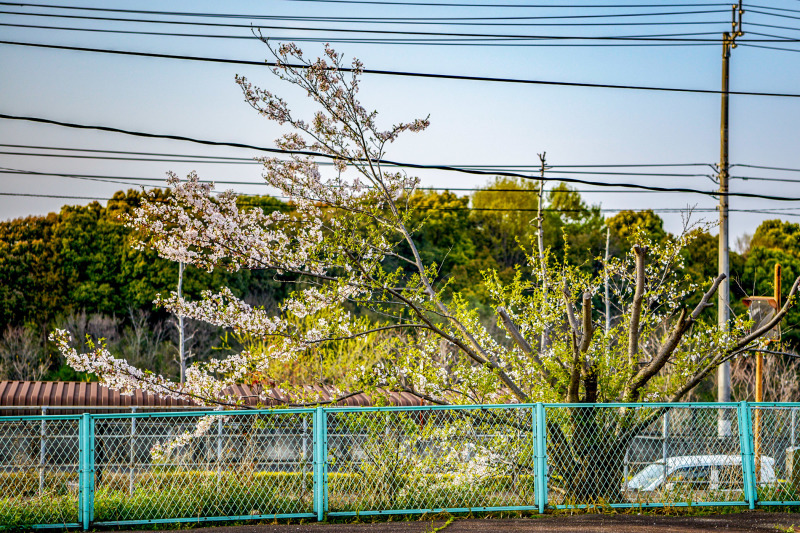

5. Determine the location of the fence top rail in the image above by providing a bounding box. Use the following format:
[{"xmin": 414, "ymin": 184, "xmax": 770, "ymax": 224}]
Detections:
[
  {"xmin": 320, "ymin": 401, "xmax": 748, "ymax": 413},
  {"xmin": 322, "ymin": 403, "xmax": 539, "ymax": 413},
  {"xmin": 3, "ymin": 401, "xmax": 800, "ymax": 421},
  {"xmin": 0, "ymin": 414, "xmax": 82, "ymax": 422},
  {"xmin": 542, "ymin": 402, "xmax": 748, "ymax": 408},
  {"xmin": 0, "ymin": 405, "xmax": 212, "ymax": 411},
  {"xmin": 89, "ymin": 407, "xmax": 316, "ymax": 419}
]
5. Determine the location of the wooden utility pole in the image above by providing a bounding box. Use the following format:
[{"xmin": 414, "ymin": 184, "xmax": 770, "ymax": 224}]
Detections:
[
  {"xmin": 177, "ymin": 261, "xmax": 186, "ymax": 384},
  {"xmin": 537, "ymin": 153, "xmax": 547, "ymax": 353},
  {"xmin": 718, "ymin": 1, "xmax": 744, "ymax": 437}
]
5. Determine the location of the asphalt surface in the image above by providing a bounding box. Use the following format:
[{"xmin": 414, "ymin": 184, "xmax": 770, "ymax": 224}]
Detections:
[{"xmin": 114, "ymin": 511, "xmax": 800, "ymax": 532}]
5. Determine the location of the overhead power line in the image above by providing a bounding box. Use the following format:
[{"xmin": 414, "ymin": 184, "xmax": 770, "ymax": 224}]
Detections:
[
  {"xmin": 2, "ymin": 113, "xmax": 800, "ymax": 202},
  {"xmin": 0, "ymin": 9, "xmax": 734, "ymax": 35},
  {"xmin": 735, "ymin": 163, "xmax": 800, "ymax": 173},
  {"xmin": 748, "ymin": 8, "xmax": 800, "ymax": 22},
  {"xmin": 741, "ymin": 42, "xmax": 800, "ymax": 53},
  {"xmin": 0, "ymin": 143, "xmax": 715, "ymax": 169},
  {"xmin": 4, "ymin": 41, "xmax": 800, "ymax": 98},
  {"xmin": 280, "ymin": 0, "xmax": 730, "ymax": 7},
  {"xmin": 748, "ymin": 21, "xmax": 800, "ymax": 33},
  {"xmin": 0, "ymin": 24, "xmax": 728, "ymax": 47},
  {"xmin": 0, "ymin": 5, "xmax": 733, "ymax": 22},
  {"xmin": 0, "ymin": 151, "xmax": 710, "ymax": 177},
  {"xmin": 5, "ymin": 161, "xmax": 795, "ymax": 186},
  {"xmin": 0, "ymin": 168, "xmax": 715, "ymax": 192},
  {"xmin": 747, "ymin": 4, "xmax": 800, "ymax": 15},
  {"xmin": 4, "ymin": 189, "xmax": 800, "ymax": 219},
  {"xmin": 733, "ymin": 175, "xmax": 800, "ymax": 184}
]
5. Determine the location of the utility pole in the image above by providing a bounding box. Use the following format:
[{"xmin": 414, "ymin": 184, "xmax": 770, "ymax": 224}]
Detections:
[
  {"xmin": 718, "ymin": 1, "xmax": 743, "ymax": 437},
  {"xmin": 177, "ymin": 261, "xmax": 186, "ymax": 384},
  {"xmin": 536, "ymin": 153, "xmax": 547, "ymax": 353}
]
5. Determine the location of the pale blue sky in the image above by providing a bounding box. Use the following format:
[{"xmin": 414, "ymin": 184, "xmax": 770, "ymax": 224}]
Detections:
[{"xmin": 1, "ymin": 0, "xmax": 800, "ymax": 240}]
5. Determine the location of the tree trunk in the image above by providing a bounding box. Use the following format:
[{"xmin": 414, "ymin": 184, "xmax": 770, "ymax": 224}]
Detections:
[{"xmin": 547, "ymin": 407, "xmax": 633, "ymax": 503}]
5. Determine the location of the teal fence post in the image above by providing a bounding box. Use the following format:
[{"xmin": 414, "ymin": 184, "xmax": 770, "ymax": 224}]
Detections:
[
  {"xmin": 534, "ymin": 403, "xmax": 547, "ymax": 513},
  {"xmin": 737, "ymin": 401, "xmax": 757, "ymax": 509},
  {"xmin": 322, "ymin": 408, "xmax": 329, "ymax": 516},
  {"xmin": 313, "ymin": 407, "xmax": 326, "ymax": 521},
  {"xmin": 79, "ymin": 413, "xmax": 95, "ymax": 530}
]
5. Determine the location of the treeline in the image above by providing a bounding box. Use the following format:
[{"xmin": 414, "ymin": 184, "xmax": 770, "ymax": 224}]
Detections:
[
  {"xmin": 0, "ymin": 189, "xmax": 290, "ymax": 381},
  {"xmin": 1, "ymin": 180, "xmax": 799, "ymax": 390}
]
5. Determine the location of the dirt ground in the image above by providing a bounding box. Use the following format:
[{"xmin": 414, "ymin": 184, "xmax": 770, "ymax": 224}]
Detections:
[{"xmin": 116, "ymin": 511, "xmax": 800, "ymax": 533}]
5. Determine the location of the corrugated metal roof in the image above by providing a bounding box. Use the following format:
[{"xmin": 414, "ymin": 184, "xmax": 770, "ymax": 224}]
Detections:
[{"xmin": 0, "ymin": 381, "xmax": 424, "ymax": 414}]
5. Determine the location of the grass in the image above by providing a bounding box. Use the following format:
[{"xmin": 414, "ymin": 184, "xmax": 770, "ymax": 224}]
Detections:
[
  {"xmin": 0, "ymin": 492, "xmax": 78, "ymax": 530},
  {"xmin": 3, "ymin": 470, "xmax": 800, "ymax": 531},
  {"xmin": 93, "ymin": 471, "xmax": 314, "ymax": 522}
]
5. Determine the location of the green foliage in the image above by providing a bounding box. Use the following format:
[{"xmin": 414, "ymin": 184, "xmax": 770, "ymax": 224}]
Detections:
[
  {"xmin": 230, "ymin": 307, "xmax": 390, "ymax": 389},
  {"xmin": 7, "ymin": 181, "xmax": 800, "ymax": 390},
  {"xmin": 93, "ymin": 471, "xmax": 312, "ymax": 522},
  {"xmin": 0, "ymin": 190, "xmax": 292, "ymax": 343},
  {"xmin": 606, "ymin": 209, "xmax": 668, "ymax": 256},
  {"xmin": 0, "ymin": 472, "xmax": 78, "ymax": 529},
  {"xmin": 398, "ymin": 190, "xmax": 476, "ymax": 295},
  {"xmin": 751, "ymin": 219, "xmax": 800, "ymax": 251},
  {"xmin": 725, "ymin": 219, "xmax": 800, "ymax": 347},
  {"xmin": 738, "ymin": 246, "xmax": 800, "ymax": 347},
  {"xmin": 0, "ymin": 493, "xmax": 77, "ymax": 530},
  {"xmin": 469, "ymin": 180, "xmax": 606, "ymax": 284},
  {"xmin": 544, "ymin": 183, "xmax": 606, "ymax": 267}
]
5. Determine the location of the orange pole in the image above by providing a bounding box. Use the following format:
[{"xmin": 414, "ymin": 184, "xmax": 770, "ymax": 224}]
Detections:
[
  {"xmin": 756, "ymin": 264, "xmax": 781, "ymax": 482},
  {"xmin": 755, "ymin": 347, "xmax": 762, "ymax": 482},
  {"xmin": 776, "ymin": 263, "xmax": 782, "ymax": 316}
]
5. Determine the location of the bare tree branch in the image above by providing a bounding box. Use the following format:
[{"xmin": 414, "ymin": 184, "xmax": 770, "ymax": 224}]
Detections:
[
  {"xmin": 627, "ymin": 273, "xmax": 725, "ymax": 400},
  {"xmin": 579, "ymin": 291, "xmax": 595, "ymax": 354},
  {"xmin": 671, "ymin": 275, "xmax": 800, "ymax": 401},
  {"xmin": 627, "ymin": 245, "xmax": 647, "ymax": 370},
  {"xmin": 563, "ymin": 290, "xmax": 580, "ymax": 337},
  {"xmin": 497, "ymin": 306, "xmax": 557, "ymax": 389}
]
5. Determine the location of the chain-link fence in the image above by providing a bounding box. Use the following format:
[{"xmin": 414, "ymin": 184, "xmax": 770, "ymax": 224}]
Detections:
[
  {"xmin": 749, "ymin": 405, "xmax": 800, "ymax": 504},
  {"xmin": 546, "ymin": 404, "xmax": 748, "ymax": 509},
  {"xmin": 0, "ymin": 416, "xmax": 81, "ymax": 529},
  {"xmin": 91, "ymin": 410, "xmax": 315, "ymax": 525},
  {"xmin": 0, "ymin": 402, "xmax": 797, "ymax": 529},
  {"xmin": 325, "ymin": 406, "xmax": 538, "ymax": 516}
]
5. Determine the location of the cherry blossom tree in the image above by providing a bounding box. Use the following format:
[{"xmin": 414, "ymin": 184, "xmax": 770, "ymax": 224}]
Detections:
[
  {"xmin": 51, "ymin": 41, "xmax": 800, "ymax": 501},
  {"xmin": 53, "ymin": 42, "xmax": 800, "ymax": 410}
]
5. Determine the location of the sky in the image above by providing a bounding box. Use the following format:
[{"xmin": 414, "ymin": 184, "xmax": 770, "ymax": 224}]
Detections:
[{"xmin": 1, "ymin": 0, "xmax": 800, "ymax": 241}]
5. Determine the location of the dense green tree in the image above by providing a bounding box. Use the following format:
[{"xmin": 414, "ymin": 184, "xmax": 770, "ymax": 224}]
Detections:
[
  {"xmin": 544, "ymin": 183, "xmax": 605, "ymax": 268},
  {"xmin": 9, "ymin": 181, "xmax": 800, "ymax": 385},
  {"xmin": 751, "ymin": 219, "xmax": 800, "ymax": 251},
  {"xmin": 0, "ymin": 190, "xmax": 292, "ymax": 332},
  {"xmin": 0, "ymin": 213, "xmax": 60, "ymax": 326},
  {"xmin": 735, "ymin": 221, "xmax": 800, "ymax": 347},
  {"xmin": 469, "ymin": 179, "xmax": 605, "ymax": 280},
  {"xmin": 606, "ymin": 209, "xmax": 668, "ymax": 253},
  {"xmin": 470, "ymin": 177, "xmax": 539, "ymax": 271}
]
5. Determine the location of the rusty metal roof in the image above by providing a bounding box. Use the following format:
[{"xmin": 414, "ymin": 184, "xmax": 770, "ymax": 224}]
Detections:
[{"xmin": 0, "ymin": 381, "xmax": 424, "ymax": 414}]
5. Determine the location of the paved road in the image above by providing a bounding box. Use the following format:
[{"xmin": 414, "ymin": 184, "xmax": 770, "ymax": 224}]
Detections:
[{"xmin": 118, "ymin": 511, "xmax": 800, "ymax": 533}]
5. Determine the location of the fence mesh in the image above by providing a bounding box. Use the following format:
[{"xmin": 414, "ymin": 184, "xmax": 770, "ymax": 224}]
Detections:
[
  {"xmin": 325, "ymin": 407, "xmax": 536, "ymax": 513},
  {"xmin": 749, "ymin": 406, "xmax": 800, "ymax": 503},
  {"xmin": 5, "ymin": 403, "xmax": 800, "ymax": 528},
  {"xmin": 0, "ymin": 417, "xmax": 80, "ymax": 527},
  {"xmin": 92, "ymin": 411, "xmax": 315, "ymax": 523},
  {"xmin": 545, "ymin": 405, "xmax": 746, "ymax": 507}
]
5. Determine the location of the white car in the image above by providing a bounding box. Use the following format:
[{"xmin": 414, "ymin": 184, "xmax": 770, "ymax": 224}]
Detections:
[{"xmin": 626, "ymin": 454, "xmax": 775, "ymax": 495}]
